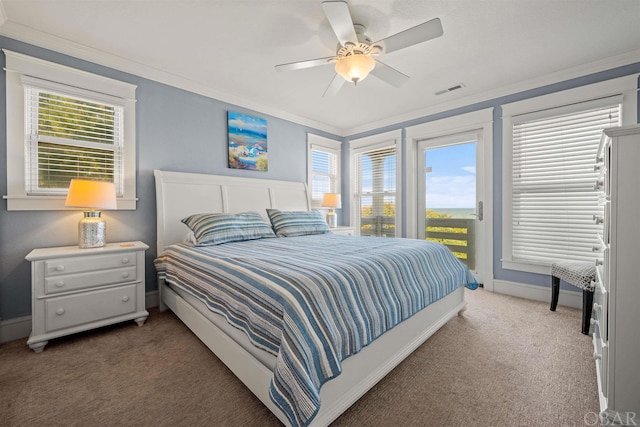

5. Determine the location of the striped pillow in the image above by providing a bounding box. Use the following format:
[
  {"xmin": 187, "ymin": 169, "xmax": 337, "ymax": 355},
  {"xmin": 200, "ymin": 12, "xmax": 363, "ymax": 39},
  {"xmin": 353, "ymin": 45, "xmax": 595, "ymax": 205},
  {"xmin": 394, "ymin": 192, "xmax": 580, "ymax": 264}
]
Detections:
[
  {"xmin": 266, "ymin": 209, "xmax": 330, "ymax": 237},
  {"xmin": 181, "ymin": 212, "xmax": 275, "ymax": 246}
]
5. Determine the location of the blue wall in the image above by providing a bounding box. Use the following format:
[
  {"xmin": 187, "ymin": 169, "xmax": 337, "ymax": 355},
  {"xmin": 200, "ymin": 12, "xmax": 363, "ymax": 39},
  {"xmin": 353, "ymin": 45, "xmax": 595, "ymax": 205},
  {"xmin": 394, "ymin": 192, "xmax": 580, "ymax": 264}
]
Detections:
[
  {"xmin": 1, "ymin": 35, "xmax": 639, "ymax": 323},
  {"xmin": 0, "ymin": 37, "xmax": 339, "ymax": 321}
]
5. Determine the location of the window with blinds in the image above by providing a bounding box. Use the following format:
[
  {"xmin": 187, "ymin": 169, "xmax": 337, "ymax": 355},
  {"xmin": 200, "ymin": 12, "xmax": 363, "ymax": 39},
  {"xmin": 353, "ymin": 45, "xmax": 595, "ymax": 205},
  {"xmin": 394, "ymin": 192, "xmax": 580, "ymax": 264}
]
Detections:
[
  {"xmin": 5, "ymin": 50, "xmax": 137, "ymax": 210},
  {"xmin": 310, "ymin": 148, "xmax": 339, "ymax": 204},
  {"xmin": 510, "ymin": 101, "xmax": 620, "ymax": 264},
  {"xmin": 308, "ymin": 134, "xmax": 341, "ymax": 208},
  {"xmin": 25, "ymin": 84, "xmax": 124, "ymax": 196},
  {"xmin": 354, "ymin": 145, "xmax": 396, "ymax": 237}
]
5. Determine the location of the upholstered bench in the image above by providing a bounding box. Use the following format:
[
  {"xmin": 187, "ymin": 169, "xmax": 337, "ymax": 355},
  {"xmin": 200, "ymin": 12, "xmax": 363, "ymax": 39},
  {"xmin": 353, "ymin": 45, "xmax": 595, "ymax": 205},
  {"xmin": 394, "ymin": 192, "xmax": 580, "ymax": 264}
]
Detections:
[{"xmin": 550, "ymin": 261, "xmax": 596, "ymax": 335}]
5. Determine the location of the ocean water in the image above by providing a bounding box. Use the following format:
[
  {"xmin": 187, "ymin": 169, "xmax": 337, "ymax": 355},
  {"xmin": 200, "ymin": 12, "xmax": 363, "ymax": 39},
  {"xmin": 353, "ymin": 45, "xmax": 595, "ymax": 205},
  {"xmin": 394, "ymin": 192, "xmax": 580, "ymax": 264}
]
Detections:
[{"xmin": 428, "ymin": 208, "xmax": 476, "ymax": 218}]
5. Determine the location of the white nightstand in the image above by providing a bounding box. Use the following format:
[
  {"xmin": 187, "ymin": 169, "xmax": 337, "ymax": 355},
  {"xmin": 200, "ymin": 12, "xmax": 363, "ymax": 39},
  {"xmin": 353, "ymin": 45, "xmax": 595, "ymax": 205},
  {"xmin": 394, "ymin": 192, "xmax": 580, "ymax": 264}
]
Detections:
[
  {"xmin": 330, "ymin": 226, "xmax": 356, "ymax": 236},
  {"xmin": 25, "ymin": 241, "xmax": 149, "ymax": 352}
]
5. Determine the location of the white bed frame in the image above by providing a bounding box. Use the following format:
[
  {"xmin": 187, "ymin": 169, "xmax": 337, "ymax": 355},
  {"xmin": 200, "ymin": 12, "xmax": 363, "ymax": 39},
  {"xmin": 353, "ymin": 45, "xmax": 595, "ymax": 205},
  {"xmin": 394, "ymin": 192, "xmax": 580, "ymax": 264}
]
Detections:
[{"xmin": 154, "ymin": 169, "xmax": 466, "ymax": 426}]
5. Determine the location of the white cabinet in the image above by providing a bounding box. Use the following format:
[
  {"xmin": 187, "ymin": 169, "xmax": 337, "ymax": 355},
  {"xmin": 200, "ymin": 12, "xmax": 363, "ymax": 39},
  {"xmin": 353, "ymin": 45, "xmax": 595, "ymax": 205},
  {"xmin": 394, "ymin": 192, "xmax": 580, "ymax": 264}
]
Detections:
[
  {"xmin": 26, "ymin": 241, "xmax": 149, "ymax": 352},
  {"xmin": 592, "ymin": 125, "xmax": 640, "ymax": 424}
]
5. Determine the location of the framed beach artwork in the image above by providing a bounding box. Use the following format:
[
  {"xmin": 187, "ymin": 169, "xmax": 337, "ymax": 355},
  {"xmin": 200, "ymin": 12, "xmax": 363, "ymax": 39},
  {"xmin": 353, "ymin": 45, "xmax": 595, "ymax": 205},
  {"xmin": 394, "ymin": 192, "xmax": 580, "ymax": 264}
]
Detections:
[{"xmin": 228, "ymin": 111, "xmax": 268, "ymax": 171}]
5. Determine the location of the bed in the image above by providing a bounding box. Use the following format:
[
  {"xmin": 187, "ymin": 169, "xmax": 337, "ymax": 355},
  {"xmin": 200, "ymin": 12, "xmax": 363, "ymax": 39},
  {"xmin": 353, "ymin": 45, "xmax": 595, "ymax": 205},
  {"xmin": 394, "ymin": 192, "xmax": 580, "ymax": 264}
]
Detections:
[{"xmin": 153, "ymin": 169, "xmax": 477, "ymax": 427}]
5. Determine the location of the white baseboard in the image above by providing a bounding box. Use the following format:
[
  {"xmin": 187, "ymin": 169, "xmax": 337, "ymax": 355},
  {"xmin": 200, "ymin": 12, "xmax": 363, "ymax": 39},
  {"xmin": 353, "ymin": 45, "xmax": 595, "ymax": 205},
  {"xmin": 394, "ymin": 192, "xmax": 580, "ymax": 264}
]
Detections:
[
  {"xmin": 145, "ymin": 290, "xmax": 159, "ymax": 309},
  {"xmin": 0, "ymin": 290, "xmax": 161, "ymax": 344},
  {"xmin": 492, "ymin": 279, "xmax": 582, "ymax": 309},
  {"xmin": 0, "ymin": 315, "xmax": 32, "ymax": 344}
]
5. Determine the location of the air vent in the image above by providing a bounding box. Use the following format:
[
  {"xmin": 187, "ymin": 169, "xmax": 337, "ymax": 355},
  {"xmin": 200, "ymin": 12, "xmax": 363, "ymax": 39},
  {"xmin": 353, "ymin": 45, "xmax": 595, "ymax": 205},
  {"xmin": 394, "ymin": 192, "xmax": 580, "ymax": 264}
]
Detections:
[{"xmin": 435, "ymin": 83, "xmax": 465, "ymax": 96}]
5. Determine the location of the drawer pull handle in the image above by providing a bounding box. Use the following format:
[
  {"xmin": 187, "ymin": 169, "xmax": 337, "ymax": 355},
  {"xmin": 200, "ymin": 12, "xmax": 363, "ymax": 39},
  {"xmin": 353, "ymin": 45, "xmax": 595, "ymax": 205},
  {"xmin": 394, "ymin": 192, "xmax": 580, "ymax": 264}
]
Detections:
[
  {"xmin": 56, "ymin": 308, "xmax": 65, "ymax": 315},
  {"xmin": 122, "ymin": 272, "xmax": 130, "ymax": 278},
  {"xmin": 56, "ymin": 265, "xmax": 65, "ymax": 272},
  {"xmin": 122, "ymin": 257, "xmax": 130, "ymax": 264},
  {"xmin": 55, "ymin": 281, "xmax": 65, "ymax": 288},
  {"xmin": 122, "ymin": 296, "xmax": 130, "ymax": 302},
  {"xmin": 593, "ymin": 350, "xmax": 601, "ymax": 360}
]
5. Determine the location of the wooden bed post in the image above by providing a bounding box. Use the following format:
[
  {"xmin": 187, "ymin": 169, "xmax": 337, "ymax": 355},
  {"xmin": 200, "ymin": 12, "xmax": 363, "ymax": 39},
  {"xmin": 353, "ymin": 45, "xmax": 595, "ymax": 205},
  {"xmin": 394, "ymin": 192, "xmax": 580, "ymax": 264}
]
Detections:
[{"xmin": 157, "ymin": 278, "xmax": 168, "ymax": 311}]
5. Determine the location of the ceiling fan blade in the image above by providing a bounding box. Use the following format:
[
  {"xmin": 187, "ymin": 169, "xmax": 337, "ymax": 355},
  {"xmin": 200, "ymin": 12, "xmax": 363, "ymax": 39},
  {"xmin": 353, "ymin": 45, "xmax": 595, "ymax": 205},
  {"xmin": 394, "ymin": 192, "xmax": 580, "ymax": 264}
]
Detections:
[
  {"xmin": 323, "ymin": 73, "xmax": 346, "ymax": 97},
  {"xmin": 371, "ymin": 60, "xmax": 410, "ymax": 88},
  {"xmin": 374, "ymin": 18, "xmax": 443, "ymax": 55},
  {"xmin": 321, "ymin": 1, "xmax": 358, "ymax": 47},
  {"xmin": 275, "ymin": 57, "xmax": 335, "ymax": 72}
]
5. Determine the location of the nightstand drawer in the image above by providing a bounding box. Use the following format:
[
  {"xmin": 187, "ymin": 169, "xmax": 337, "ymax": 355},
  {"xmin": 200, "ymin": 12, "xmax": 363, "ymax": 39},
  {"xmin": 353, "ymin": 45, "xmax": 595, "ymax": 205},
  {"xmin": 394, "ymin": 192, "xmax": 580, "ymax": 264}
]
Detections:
[
  {"xmin": 44, "ymin": 266, "xmax": 138, "ymax": 295},
  {"xmin": 331, "ymin": 227, "xmax": 355, "ymax": 236},
  {"xmin": 45, "ymin": 252, "xmax": 137, "ymax": 277},
  {"xmin": 44, "ymin": 284, "xmax": 138, "ymax": 332}
]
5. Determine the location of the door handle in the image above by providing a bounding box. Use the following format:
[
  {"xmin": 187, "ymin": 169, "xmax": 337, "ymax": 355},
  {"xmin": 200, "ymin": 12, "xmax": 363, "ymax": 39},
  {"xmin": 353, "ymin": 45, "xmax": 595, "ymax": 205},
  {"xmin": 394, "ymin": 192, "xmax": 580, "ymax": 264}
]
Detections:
[{"xmin": 477, "ymin": 201, "xmax": 483, "ymax": 221}]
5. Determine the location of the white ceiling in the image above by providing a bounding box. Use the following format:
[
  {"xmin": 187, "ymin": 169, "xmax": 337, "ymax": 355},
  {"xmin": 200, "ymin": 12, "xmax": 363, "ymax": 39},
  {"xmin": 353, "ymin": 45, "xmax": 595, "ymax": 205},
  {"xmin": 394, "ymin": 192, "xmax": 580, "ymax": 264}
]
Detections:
[{"xmin": 1, "ymin": 0, "xmax": 639, "ymax": 136}]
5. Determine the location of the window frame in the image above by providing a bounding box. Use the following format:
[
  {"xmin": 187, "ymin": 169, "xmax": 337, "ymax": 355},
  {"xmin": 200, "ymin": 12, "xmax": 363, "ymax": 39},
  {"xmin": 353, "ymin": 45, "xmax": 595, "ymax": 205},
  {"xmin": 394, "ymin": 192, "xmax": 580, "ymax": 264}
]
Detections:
[
  {"xmin": 3, "ymin": 49, "xmax": 137, "ymax": 210},
  {"xmin": 307, "ymin": 134, "xmax": 342, "ymax": 209},
  {"xmin": 502, "ymin": 74, "xmax": 638, "ymax": 274},
  {"xmin": 349, "ymin": 130, "xmax": 402, "ymax": 237}
]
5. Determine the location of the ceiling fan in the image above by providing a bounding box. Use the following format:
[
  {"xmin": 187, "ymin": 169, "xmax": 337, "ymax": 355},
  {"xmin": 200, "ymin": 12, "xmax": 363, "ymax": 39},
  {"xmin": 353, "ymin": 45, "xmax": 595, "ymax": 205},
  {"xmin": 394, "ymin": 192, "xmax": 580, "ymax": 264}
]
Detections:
[{"xmin": 274, "ymin": 0, "xmax": 444, "ymax": 96}]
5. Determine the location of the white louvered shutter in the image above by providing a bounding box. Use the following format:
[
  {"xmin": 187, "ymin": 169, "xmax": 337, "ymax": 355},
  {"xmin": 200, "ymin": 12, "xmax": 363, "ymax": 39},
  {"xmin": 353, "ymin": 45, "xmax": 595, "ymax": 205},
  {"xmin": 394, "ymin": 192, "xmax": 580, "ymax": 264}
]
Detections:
[
  {"xmin": 510, "ymin": 97, "xmax": 620, "ymax": 263},
  {"xmin": 24, "ymin": 77, "xmax": 124, "ymax": 195},
  {"xmin": 354, "ymin": 144, "xmax": 397, "ymax": 237}
]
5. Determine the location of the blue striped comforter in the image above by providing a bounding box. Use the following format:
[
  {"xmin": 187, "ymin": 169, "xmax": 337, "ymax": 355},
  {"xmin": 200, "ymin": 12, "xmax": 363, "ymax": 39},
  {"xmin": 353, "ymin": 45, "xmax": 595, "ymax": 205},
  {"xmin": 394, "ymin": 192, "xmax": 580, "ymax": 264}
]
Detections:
[{"xmin": 154, "ymin": 234, "xmax": 477, "ymax": 426}]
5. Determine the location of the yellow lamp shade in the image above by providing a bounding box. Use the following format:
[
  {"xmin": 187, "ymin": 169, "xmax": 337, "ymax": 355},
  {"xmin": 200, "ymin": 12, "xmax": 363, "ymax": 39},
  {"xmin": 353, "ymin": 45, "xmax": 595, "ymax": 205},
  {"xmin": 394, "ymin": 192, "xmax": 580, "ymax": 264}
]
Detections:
[
  {"xmin": 321, "ymin": 193, "xmax": 342, "ymax": 209},
  {"xmin": 65, "ymin": 179, "xmax": 117, "ymax": 210}
]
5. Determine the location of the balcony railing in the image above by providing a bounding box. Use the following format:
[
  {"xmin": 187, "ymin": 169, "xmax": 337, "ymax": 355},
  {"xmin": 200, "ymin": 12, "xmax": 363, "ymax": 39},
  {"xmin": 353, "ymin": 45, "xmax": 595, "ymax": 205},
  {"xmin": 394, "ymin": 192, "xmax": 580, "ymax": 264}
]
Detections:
[
  {"xmin": 359, "ymin": 216, "xmax": 396, "ymax": 238},
  {"xmin": 358, "ymin": 216, "xmax": 475, "ymax": 269},
  {"xmin": 425, "ymin": 218, "xmax": 475, "ymax": 270}
]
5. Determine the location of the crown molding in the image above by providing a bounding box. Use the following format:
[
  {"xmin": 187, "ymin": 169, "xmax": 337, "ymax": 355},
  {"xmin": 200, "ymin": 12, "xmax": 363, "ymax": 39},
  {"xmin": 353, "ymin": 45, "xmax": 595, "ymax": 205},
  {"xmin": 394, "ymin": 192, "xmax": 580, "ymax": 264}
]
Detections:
[
  {"xmin": 345, "ymin": 48, "xmax": 640, "ymax": 136},
  {"xmin": 0, "ymin": 19, "xmax": 343, "ymax": 136},
  {"xmin": 0, "ymin": 1, "xmax": 7, "ymax": 27}
]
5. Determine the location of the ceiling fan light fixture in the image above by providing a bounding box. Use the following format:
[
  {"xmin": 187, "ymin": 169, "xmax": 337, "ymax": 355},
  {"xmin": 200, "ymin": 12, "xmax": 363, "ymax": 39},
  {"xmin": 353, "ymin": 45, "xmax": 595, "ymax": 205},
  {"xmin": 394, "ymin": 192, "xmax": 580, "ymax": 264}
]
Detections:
[
  {"xmin": 274, "ymin": 2, "xmax": 444, "ymax": 95},
  {"xmin": 335, "ymin": 53, "xmax": 375, "ymax": 85}
]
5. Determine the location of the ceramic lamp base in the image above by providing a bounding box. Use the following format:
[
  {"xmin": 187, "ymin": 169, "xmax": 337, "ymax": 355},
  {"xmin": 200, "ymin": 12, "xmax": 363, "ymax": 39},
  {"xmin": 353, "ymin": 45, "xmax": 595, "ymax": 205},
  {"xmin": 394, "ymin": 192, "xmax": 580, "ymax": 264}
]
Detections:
[
  {"xmin": 326, "ymin": 209, "xmax": 337, "ymax": 228},
  {"xmin": 79, "ymin": 211, "xmax": 106, "ymax": 248}
]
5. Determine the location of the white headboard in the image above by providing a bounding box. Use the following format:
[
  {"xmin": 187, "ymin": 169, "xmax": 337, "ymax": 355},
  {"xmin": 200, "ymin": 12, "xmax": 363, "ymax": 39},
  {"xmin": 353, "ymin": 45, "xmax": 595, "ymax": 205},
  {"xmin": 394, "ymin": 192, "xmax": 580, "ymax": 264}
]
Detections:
[{"xmin": 154, "ymin": 170, "xmax": 311, "ymax": 253}]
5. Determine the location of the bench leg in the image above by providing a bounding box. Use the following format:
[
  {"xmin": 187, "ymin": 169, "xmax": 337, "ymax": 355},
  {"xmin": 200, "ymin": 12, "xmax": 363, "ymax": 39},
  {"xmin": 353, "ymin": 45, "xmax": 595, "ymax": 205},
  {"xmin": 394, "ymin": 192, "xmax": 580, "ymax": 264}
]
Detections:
[
  {"xmin": 582, "ymin": 290, "xmax": 594, "ymax": 335},
  {"xmin": 550, "ymin": 275, "xmax": 560, "ymax": 311}
]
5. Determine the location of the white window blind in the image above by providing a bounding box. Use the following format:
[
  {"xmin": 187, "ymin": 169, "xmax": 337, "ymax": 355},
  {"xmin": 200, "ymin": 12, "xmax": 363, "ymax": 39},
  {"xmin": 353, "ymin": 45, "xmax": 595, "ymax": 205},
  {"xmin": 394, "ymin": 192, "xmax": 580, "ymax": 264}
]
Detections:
[
  {"xmin": 511, "ymin": 99, "xmax": 620, "ymax": 264},
  {"xmin": 310, "ymin": 147, "xmax": 339, "ymax": 204},
  {"xmin": 354, "ymin": 144, "xmax": 397, "ymax": 237},
  {"xmin": 25, "ymin": 80, "xmax": 124, "ymax": 196}
]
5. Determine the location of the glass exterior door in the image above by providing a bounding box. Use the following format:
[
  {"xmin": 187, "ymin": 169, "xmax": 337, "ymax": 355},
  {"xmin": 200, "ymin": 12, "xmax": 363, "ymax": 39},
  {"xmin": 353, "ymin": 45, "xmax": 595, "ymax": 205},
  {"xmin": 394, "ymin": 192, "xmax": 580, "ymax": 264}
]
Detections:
[{"xmin": 418, "ymin": 133, "xmax": 481, "ymax": 273}]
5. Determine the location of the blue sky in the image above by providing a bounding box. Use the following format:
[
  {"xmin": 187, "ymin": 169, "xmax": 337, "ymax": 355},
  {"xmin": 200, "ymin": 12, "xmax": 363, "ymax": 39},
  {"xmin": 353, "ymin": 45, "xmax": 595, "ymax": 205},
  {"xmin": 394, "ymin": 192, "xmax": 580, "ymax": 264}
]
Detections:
[{"xmin": 425, "ymin": 142, "xmax": 476, "ymax": 209}]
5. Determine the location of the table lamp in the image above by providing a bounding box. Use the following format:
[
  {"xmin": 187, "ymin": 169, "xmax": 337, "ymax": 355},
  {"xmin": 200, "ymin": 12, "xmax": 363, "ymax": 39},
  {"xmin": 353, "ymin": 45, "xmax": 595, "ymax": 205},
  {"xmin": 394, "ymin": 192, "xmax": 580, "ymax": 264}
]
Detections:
[
  {"xmin": 65, "ymin": 179, "xmax": 117, "ymax": 248},
  {"xmin": 321, "ymin": 193, "xmax": 341, "ymax": 228}
]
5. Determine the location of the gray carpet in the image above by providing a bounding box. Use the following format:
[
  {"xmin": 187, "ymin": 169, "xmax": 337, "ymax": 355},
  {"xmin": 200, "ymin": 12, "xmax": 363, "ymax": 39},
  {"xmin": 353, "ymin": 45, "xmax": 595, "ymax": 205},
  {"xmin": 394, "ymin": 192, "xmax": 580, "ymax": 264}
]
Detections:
[{"xmin": 0, "ymin": 288, "xmax": 598, "ymax": 426}]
